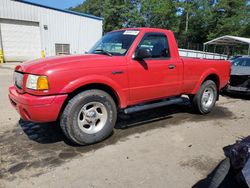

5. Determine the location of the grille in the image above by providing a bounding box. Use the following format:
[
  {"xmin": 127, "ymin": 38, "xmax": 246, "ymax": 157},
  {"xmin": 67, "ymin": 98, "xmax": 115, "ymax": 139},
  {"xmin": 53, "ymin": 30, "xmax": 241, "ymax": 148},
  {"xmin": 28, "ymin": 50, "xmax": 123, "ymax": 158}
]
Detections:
[
  {"xmin": 230, "ymin": 75, "xmax": 250, "ymax": 88},
  {"xmin": 14, "ymin": 72, "xmax": 24, "ymax": 90}
]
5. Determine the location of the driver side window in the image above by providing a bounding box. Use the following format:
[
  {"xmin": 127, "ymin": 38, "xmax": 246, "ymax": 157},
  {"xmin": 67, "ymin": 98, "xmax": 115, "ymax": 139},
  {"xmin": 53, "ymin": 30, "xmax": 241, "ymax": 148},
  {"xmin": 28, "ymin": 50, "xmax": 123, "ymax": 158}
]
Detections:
[{"xmin": 137, "ymin": 33, "xmax": 170, "ymax": 59}]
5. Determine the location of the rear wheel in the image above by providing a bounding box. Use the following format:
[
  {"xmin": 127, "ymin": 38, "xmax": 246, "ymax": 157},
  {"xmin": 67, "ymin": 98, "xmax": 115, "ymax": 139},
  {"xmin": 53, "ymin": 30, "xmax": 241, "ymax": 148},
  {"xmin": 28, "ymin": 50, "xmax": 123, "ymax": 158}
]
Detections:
[
  {"xmin": 60, "ymin": 89, "xmax": 117, "ymax": 145},
  {"xmin": 190, "ymin": 80, "xmax": 218, "ymax": 114}
]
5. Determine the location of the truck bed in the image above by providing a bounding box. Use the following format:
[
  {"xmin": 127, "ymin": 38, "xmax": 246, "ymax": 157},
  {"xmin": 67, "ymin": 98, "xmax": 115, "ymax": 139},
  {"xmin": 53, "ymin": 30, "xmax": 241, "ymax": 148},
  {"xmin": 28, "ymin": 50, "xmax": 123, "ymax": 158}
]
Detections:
[{"xmin": 179, "ymin": 48, "xmax": 227, "ymax": 60}]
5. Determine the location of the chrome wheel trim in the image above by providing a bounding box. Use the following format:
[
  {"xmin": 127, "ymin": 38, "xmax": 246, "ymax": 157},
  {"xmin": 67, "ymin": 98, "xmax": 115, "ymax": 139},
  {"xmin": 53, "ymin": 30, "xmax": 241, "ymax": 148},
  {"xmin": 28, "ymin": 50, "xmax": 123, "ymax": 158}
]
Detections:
[
  {"xmin": 77, "ymin": 102, "xmax": 108, "ymax": 134},
  {"xmin": 201, "ymin": 87, "xmax": 214, "ymax": 109}
]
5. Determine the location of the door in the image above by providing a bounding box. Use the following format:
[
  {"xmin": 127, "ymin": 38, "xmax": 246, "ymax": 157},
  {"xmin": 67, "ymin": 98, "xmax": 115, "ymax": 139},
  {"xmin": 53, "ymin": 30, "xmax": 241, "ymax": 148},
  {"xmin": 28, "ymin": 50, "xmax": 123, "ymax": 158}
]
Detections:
[
  {"xmin": 128, "ymin": 32, "xmax": 183, "ymax": 104},
  {"xmin": 0, "ymin": 19, "xmax": 41, "ymax": 62}
]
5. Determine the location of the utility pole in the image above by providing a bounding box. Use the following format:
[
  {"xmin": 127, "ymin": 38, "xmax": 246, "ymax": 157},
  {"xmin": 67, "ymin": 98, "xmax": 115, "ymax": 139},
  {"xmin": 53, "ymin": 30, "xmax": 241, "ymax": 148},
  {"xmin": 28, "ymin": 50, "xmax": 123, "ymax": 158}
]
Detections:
[
  {"xmin": 185, "ymin": 0, "xmax": 189, "ymax": 33},
  {"xmin": 185, "ymin": 11, "xmax": 189, "ymax": 33},
  {"xmin": 184, "ymin": 0, "xmax": 189, "ymax": 48}
]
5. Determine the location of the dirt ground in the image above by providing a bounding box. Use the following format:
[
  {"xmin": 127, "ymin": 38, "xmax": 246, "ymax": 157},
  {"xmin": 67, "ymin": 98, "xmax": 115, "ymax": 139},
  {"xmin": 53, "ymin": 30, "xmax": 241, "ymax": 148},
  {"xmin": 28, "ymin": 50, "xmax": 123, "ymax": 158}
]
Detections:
[{"xmin": 0, "ymin": 64, "xmax": 250, "ymax": 188}]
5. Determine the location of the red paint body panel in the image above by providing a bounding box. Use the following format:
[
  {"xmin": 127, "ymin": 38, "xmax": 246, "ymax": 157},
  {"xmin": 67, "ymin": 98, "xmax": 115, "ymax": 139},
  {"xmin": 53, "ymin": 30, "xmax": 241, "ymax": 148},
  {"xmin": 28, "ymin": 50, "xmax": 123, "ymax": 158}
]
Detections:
[
  {"xmin": 128, "ymin": 57, "xmax": 184, "ymax": 104},
  {"xmin": 9, "ymin": 28, "xmax": 230, "ymax": 123},
  {"xmin": 181, "ymin": 58, "xmax": 230, "ymax": 94},
  {"xmin": 9, "ymin": 86, "xmax": 67, "ymax": 122}
]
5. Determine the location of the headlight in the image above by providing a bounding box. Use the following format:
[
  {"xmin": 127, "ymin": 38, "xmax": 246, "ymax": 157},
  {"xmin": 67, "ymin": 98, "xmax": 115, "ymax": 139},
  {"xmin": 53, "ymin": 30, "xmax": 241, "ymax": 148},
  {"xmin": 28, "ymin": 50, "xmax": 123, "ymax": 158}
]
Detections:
[{"xmin": 26, "ymin": 74, "xmax": 49, "ymax": 90}]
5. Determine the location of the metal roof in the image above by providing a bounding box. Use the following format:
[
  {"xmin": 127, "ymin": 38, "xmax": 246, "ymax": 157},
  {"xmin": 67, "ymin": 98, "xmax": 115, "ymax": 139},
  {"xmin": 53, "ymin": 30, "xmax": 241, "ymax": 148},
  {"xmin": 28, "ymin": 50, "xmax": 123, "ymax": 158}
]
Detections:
[
  {"xmin": 15, "ymin": 0, "xmax": 103, "ymax": 21},
  {"xmin": 204, "ymin": 35, "xmax": 250, "ymax": 46}
]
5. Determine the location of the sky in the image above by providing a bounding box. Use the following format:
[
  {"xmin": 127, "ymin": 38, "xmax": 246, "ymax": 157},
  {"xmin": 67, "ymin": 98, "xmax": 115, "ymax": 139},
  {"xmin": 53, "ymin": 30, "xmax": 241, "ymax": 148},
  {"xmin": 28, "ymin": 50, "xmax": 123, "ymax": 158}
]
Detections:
[{"xmin": 25, "ymin": 0, "xmax": 84, "ymax": 9}]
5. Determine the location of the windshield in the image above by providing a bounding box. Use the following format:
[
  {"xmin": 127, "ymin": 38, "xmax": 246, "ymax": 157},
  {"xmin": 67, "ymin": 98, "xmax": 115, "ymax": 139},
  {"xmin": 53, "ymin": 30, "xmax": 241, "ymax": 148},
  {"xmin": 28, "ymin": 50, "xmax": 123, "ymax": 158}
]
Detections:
[
  {"xmin": 232, "ymin": 57, "xmax": 250, "ymax": 67},
  {"xmin": 89, "ymin": 30, "xmax": 139, "ymax": 56}
]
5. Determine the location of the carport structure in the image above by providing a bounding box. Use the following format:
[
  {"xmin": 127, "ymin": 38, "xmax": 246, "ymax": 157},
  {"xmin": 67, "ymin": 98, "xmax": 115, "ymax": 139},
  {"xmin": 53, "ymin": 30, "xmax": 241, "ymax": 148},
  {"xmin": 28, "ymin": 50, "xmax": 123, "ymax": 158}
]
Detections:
[{"xmin": 203, "ymin": 35, "xmax": 250, "ymax": 55}]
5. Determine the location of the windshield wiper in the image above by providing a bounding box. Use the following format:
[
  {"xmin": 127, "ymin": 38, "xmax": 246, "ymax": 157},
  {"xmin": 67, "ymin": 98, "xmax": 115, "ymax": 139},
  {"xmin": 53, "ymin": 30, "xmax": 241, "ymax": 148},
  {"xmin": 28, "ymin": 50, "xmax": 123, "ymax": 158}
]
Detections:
[{"xmin": 94, "ymin": 49, "xmax": 112, "ymax": 57}]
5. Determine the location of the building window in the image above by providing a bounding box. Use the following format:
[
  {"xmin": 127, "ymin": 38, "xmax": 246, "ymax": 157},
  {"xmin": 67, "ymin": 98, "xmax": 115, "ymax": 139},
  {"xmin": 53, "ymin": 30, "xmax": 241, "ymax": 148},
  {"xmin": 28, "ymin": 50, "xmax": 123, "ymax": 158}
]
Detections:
[{"xmin": 55, "ymin": 44, "xmax": 70, "ymax": 55}]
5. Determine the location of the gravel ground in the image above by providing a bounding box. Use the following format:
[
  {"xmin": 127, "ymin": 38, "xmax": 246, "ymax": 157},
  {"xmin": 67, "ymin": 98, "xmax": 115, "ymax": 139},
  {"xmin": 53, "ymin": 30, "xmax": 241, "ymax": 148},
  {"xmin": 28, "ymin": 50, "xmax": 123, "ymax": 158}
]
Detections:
[{"xmin": 0, "ymin": 64, "xmax": 249, "ymax": 188}]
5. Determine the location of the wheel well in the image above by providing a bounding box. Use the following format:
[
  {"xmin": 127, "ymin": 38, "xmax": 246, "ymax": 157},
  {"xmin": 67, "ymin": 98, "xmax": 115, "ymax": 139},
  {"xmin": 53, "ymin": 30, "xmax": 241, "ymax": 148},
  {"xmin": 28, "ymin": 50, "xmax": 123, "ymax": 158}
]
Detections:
[
  {"xmin": 204, "ymin": 74, "xmax": 220, "ymax": 90},
  {"xmin": 69, "ymin": 83, "xmax": 119, "ymax": 105},
  {"xmin": 58, "ymin": 83, "xmax": 120, "ymax": 121},
  {"xmin": 189, "ymin": 74, "xmax": 220, "ymax": 100}
]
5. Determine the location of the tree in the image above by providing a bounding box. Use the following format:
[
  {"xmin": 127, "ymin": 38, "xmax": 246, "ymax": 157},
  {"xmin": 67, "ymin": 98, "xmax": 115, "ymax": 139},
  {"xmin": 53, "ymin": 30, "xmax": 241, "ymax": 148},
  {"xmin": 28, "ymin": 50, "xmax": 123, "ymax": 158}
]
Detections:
[
  {"xmin": 70, "ymin": 0, "xmax": 104, "ymax": 17},
  {"xmin": 70, "ymin": 0, "xmax": 142, "ymax": 33},
  {"xmin": 139, "ymin": 0, "xmax": 179, "ymax": 31},
  {"xmin": 70, "ymin": 0, "xmax": 250, "ymax": 50},
  {"xmin": 70, "ymin": 0, "xmax": 179, "ymax": 33},
  {"xmin": 176, "ymin": 0, "xmax": 216, "ymax": 48},
  {"xmin": 208, "ymin": 0, "xmax": 250, "ymax": 39}
]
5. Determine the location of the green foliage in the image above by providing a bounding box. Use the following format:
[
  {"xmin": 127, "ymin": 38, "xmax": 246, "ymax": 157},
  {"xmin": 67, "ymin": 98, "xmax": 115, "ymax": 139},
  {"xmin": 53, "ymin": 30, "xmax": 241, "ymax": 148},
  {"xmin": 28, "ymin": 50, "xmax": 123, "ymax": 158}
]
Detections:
[
  {"xmin": 70, "ymin": 0, "xmax": 103, "ymax": 17},
  {"xmin": 70, "ymin": 0, "xmax": 250, "ymax": 47},
  {"xmin": 139, "ymin": 0, "xmax": 179, "ymax": 31},
  {"xmin": 208, "ymin": 0, "xmax": 250, "ymax": 40}
]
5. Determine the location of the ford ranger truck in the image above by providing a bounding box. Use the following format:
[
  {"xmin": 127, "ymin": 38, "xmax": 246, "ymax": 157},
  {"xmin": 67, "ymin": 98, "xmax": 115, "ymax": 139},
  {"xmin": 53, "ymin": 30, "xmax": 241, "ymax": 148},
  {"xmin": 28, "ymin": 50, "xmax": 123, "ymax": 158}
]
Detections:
[{"xmin": 9, "ymin": 28, "xmax": 230, "ymax": 145}]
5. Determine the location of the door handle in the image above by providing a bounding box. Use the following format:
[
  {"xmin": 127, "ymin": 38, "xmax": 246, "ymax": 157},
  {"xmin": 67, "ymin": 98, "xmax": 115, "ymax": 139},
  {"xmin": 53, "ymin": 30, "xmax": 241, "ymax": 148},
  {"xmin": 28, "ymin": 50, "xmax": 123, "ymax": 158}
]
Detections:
[
  {"xmin": 168, "ymin": 64, "xmax": 176, "ymax": 69},
  {"xmin": 112, "ymin": 71, "xmax": 124, "ymax": 75}
]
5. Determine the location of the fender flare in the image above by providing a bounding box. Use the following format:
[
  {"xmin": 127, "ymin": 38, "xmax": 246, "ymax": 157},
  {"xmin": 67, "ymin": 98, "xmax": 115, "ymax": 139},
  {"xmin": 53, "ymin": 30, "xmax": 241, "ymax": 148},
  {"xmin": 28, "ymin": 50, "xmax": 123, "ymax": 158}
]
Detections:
[{"xmin": 191, "ymin": 69, "xmax": 221, "ymax": 94}]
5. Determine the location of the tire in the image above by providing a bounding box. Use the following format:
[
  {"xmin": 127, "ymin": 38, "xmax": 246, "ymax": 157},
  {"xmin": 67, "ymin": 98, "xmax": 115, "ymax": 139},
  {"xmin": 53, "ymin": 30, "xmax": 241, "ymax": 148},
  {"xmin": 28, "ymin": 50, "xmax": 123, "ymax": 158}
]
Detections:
[
  {"xmin": 60, "ymin": 89, "xmax": 117, "ymax": 145},
  {"xmin": 191, "ymin": 80, "xmax": 218, "ymax": 114},
  {"xmin": 208, "ymin": 158, "xmax": 231, "ymax": 188}
]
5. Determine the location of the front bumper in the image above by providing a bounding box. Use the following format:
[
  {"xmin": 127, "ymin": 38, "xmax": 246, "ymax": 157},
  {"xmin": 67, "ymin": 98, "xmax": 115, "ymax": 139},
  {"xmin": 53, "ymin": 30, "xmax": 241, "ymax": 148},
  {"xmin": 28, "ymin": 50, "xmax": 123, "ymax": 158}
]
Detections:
[
  {"xmin": 9, "ymin": 86, "xmax": 68, "ymax": 122},
  {"xmin": 226, "ymin": 85, "xmax": 250, "ymax": 94}
]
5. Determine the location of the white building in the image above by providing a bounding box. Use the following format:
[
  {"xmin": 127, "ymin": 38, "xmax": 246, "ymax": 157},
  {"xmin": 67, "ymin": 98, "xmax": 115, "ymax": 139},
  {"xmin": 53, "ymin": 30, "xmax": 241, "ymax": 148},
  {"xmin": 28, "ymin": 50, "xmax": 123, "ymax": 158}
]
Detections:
[{"xmin": 0, "ymin": 0, "xmax": 103, "ymax": 62}]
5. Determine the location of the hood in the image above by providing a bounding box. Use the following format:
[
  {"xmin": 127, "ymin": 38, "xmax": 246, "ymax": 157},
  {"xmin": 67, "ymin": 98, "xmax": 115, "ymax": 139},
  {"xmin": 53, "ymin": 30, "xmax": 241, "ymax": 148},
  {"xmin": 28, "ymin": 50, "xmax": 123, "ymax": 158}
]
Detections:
[
  {"xmin": 16, "ymin": 54, "xmax": 123, "ymax": 75},
  {"xmin": 231, "ymin": 65, "xmax": 250, "ymax": 76}
]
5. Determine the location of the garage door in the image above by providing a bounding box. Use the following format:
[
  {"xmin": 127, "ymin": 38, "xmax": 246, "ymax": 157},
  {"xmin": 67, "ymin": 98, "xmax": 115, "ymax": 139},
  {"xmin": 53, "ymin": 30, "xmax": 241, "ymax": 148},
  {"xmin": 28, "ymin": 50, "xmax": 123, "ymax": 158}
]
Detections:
[{"xmin": 0, "ymin": 19, "xmax": 41, "ymax": 62}]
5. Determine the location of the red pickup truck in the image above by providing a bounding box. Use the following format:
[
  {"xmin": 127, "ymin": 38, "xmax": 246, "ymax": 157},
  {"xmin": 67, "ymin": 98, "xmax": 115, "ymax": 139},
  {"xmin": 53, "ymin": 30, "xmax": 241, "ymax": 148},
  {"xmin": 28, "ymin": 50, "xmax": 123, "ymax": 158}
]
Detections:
[{"xmin": 9, "ymin": 28, "xmax": 230, "ymax": 145}]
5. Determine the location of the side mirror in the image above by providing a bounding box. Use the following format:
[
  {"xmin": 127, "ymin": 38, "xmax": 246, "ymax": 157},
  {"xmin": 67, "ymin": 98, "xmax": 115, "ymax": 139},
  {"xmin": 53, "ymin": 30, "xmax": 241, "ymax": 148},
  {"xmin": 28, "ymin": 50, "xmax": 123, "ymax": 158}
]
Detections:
[{"xmin": 134, "ymin": 48, "xmax": 151, "ymax": 60}]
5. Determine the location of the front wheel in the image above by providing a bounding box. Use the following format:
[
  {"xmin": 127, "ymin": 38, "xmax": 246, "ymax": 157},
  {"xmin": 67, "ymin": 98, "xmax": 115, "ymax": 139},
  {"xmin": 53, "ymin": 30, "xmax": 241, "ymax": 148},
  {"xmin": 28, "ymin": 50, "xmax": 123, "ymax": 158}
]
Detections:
[
  {"xmin": 190, "ymin": 80, "xmax": 218, "ymax": 114},
  {"xmin": 60, "ymin": 89, "xmax": 117, "ymax": 145}
]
